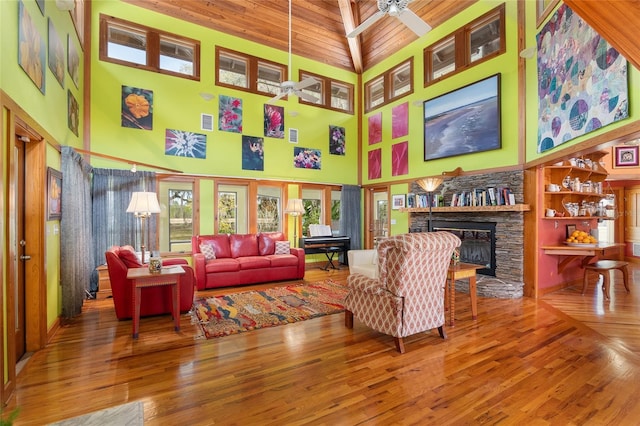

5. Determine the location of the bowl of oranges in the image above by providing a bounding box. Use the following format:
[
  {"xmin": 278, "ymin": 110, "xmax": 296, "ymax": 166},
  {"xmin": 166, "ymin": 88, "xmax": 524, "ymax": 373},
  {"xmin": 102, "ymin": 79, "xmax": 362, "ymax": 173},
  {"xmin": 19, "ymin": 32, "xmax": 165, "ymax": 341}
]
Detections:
[{"xmin": 565, "ymin": 230, "xmax": 598, "ymax": 247}]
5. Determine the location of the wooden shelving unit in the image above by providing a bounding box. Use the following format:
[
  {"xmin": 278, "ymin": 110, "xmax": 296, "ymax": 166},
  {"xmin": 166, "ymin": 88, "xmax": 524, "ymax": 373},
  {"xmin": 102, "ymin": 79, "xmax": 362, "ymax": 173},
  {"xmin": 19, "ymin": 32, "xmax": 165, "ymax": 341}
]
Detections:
[{"xmin": 400, "ymin": 204, "xmax": 530, "ymax": 213}]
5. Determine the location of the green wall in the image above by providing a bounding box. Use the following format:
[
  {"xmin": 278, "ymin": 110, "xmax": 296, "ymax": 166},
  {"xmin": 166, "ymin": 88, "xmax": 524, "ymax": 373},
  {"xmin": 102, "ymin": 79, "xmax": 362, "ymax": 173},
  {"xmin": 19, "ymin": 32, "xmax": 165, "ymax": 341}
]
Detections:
[{"xmin": 89, "ymin": 1, "xmax": 359, "ymax": 185}]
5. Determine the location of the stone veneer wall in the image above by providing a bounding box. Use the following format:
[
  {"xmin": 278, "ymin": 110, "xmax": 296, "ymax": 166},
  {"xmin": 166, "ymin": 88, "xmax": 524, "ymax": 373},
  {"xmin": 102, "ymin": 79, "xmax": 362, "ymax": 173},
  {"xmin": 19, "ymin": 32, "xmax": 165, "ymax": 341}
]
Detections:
[{"xmin": 408, "ymin": 171, "xmax": 525, "ymax": 298}]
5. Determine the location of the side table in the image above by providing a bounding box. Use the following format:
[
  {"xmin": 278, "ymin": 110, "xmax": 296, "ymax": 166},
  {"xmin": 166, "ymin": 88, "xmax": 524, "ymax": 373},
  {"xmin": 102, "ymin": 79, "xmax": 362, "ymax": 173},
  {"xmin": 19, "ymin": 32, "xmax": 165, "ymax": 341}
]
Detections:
[
  {"xmin": 126, "ymin": 266, "xmax": 185, "ymax": 338},
  {"xmin": 446, "ymin": 262, "xmax": 484, "ymax": 327}
]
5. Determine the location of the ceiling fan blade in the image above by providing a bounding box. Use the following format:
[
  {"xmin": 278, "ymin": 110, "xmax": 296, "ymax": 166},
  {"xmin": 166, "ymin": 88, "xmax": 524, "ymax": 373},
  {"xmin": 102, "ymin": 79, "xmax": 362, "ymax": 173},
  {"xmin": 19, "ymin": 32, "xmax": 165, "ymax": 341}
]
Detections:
[
  {"xmin": 267, "ymin": 91, "xmax": 287, "ymax": 104},
  {"xmin": 397, "ymin": 9, "xmax": 431, "ymax": 37},
  {"xmin": 347, "ymin": 10, "xmax": 385, "ymax": 38},
  {"xmin": 294, "ymin": 77, "xmax": 318, "ymax": 90},
  {"xmin": 296, "ymin": 90, "xmax": 319, "ymax": 103}
]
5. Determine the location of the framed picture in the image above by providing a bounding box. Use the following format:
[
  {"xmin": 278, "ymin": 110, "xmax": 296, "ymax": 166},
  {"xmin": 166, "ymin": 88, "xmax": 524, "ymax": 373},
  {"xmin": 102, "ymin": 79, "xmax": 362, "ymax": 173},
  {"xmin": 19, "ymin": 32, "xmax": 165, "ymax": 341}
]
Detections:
[
  {"xmin": 392, "ymin": 194, "xmax": 406, "ymax": 210},
  {"xmin": 424, "ymin": 74, "xmax": 501, "ymax": 161},
  {"xmin": 566, "ymin": 224, "xmax": 576, "ymax": 239},
  {"xmin": 47, "ymin": 167, "xmax": 62, "ymax": 220},
  {"xmin": 613, "ymin": 145, "xmax": 639, "ymax": 168},
  {"xmin": 536, "ymin": 0, "xmax": 560, "ymax": 27}
]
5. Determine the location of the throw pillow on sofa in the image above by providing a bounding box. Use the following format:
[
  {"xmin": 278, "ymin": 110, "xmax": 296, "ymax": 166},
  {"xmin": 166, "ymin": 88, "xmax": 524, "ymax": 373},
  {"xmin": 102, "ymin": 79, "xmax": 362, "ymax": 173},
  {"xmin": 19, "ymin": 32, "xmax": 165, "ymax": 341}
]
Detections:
[
  {"xmin": 200, "ymin": 243, "xmax": 216, "ymax": 260},
  {"xmin": 119, "ymin": 246, "xmax": 142, "ymax": 268},
  {"xmin": 274, "ymin": 240, "xmax": 290, "ymax": 255}
]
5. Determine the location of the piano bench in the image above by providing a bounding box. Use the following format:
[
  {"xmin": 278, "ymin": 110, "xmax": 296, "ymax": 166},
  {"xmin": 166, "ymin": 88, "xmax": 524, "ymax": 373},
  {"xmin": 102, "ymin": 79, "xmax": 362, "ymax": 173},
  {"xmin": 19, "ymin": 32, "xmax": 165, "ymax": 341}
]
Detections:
[{"xmin": 319, "ymin": 246, "xmax": 342, "ymax": 271}]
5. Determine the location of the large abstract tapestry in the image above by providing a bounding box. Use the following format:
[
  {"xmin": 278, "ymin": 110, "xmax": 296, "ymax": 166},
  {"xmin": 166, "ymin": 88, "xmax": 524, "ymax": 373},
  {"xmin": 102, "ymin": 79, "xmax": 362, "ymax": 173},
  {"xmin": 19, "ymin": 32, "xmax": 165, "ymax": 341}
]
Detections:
[{"xmin": 537, "ymin": 4, "xmax": 628, "ymax": 153}]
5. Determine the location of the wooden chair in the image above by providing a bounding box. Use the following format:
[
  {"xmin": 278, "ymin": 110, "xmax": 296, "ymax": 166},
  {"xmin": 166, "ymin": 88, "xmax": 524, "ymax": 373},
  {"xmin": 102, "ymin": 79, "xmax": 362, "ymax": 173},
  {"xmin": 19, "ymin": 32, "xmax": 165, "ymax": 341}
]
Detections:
[
  {"xmin": 582, "ymin": 260, "xmax": 630, "ymax": 300},
  {"xmin": 344, "ymin": 232, "xmax": 461, "ymax": 353}
]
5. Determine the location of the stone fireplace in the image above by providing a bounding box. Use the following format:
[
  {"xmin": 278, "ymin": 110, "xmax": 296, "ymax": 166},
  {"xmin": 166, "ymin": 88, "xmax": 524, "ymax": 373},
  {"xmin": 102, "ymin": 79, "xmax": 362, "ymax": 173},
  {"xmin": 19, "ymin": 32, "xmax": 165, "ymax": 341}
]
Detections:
[{"xmin": 408, "ymin": 171, "xmax": 525, "ymax": 298}]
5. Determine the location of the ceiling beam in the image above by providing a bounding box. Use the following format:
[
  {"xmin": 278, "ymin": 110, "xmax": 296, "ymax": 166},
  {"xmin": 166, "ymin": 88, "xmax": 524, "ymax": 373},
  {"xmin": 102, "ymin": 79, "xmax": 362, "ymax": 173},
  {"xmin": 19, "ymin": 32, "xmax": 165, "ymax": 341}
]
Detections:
[{"xmin": 337, "ymin": 0, "xmax": 363, "ymax": 73}]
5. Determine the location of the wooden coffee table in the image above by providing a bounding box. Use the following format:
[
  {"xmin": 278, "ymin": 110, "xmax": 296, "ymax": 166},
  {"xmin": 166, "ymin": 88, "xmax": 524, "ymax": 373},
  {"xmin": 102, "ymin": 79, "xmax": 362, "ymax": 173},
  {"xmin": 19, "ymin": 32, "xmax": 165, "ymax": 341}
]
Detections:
[{"xmin": 126, "ymin": 266, "xmax": 185, "ymax": 338}]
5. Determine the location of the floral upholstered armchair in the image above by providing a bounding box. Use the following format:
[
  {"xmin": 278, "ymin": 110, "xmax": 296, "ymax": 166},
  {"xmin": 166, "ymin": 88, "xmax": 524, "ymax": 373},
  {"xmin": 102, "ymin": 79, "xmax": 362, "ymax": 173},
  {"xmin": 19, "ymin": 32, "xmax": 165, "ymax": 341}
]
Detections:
[{"xmin": 344, "ymin": 232, "xmax": 461, "ymax": 353}]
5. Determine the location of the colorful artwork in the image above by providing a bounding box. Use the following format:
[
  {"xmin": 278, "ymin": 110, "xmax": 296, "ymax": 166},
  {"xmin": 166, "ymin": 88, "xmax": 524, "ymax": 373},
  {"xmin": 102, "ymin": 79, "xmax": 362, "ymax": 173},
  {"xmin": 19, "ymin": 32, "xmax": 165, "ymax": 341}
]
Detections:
[
  {"xmin": 242, "ymin": 135, "xmax": 264, "ymax": 171},
  {"xmin": 165, "ymin": 129, "xmax": 207, "ymax": 159},
  {"xmin": 47, "ymin": 168, "xmax": 62, "ymax": 220},
  {"xmin": 329, "ymin": 125, "xmax": 345, "ymax": 155},
  {"xmin": 368, "ymin": 113, "xmax": 382, "ymax": 145},
  {"xmin": 48, "ymin": 19, "xmax": 65, "ymax": 88},
  {"xmin": 68, "ymin": 34, "xmax": 80, "ymax": 88},
  {"xmin": 68, "ymin": 90, "xmax": 79, "ymax": 136},
  {"xmin": 392, "ymin": 102, "xmax": 408, "ymax": 139},
  {"xmin": 264, "ymin": 104, "xmax": 284, "ymax": 138},
  {"xmin": 294, "ymin": 147, "xmax": 321, "ymax": 170},
  {"xmin": 121, "ymin": 86, "xmax": 153, "ymax": 130},
  {"xmin": 537, "ymin": 3, "xmax": 628, "ymax": 153},
  {"xmin": 219, "ymin": 95, "xmax": 243, "ymax": 133},
  {"xmin": 613, "ymin": 145, "xmax": 639, "ymax": 168},
  {"xmin": 368, "ymin": 148, "xmax": 381, "ymax": 180},
  {"xmin": 18, "ymin": 1, "xmax": 46, "ymax": 93},
  {"xmin": 392, "ymin": 141, "xmax": 408, "ymax": 176}
]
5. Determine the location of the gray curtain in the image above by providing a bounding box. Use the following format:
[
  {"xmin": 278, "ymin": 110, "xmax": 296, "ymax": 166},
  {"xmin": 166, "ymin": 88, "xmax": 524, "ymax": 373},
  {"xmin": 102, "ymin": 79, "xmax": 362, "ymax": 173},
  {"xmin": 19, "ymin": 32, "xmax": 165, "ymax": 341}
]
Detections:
[
  {"xmin": 340, "ymin": 184, "xmax": 362, "ymax": 252},
  {"xmin": 60, "ymin": 147, "xmax": 94, "ymax": 318},
  {"xmin": 91, "ymin": 169, "xmax": 157, "ymax": 293}
]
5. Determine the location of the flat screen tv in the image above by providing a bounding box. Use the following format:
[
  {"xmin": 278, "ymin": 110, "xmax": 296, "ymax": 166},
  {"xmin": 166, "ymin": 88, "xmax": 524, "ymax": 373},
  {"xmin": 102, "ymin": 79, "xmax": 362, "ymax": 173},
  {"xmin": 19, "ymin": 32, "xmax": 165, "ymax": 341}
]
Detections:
[{"xmin": 424, "ymin": 74, "xmax": 501, "ymax": 161}]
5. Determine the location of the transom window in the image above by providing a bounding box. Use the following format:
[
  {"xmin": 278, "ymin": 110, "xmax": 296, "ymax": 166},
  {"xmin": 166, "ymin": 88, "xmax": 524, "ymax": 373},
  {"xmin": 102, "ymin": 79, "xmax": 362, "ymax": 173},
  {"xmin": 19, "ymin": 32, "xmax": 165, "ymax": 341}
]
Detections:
[
  {"xmin": 364, "ymin": 58, "xmax": 414, "ymax": 112},
  {"xmin": 99, "ymin": 15, "xmax": 200, "ymax": 80},
  {"xmin": 299, "ymin": 70, "xmax": 354, "ymax": 114},
  {"xmin": 424, "ymin": 4, "xmax": 505, "ymax": 86},
  {"xmin": 217, "ymin": 47, "xmax": 286, "ymax": 97}
]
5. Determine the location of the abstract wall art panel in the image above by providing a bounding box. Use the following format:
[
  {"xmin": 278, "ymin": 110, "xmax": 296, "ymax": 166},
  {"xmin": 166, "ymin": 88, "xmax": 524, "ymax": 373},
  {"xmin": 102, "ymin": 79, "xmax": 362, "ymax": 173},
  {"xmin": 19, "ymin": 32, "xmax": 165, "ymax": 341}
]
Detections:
[
  {"xmin": 368, "ymin": 112, "xmax": 382, "ymax": 145},
  {"xmin": 264, "ymin": 104, "xmax": 284, "ymax": 138},
  {"xmin": 537, "ymin": 3, "xmax": 628, "ymax": 153},
  {"xmin": 219, "ymin": 95, "xmax": 243, "ymax": 133},
  {"xmin": 329, "ymin": 125, "xmax": 345, "ymax": 155},
  {"xmin": 392, "ymin": 102, "xmax": 408, "ymax": 139},
  {"xmin": 368, "ymin": 148, "xmax": 381, "ymax": 180},
  {"xmin": 242, "ymin": 135, "xmax": 264, "ymax": 171},
  {"xmin": 165, "ymin": 129, "xmax": 207, "ymax": 159},
  {"xmin": 294, "ymin": 147, "xmax": 321, "ymax": 170},
  {"xmin": 392, "ymin": 141, "xmax": 408, "ymax": 176},
  {"xmin": 121, "ymin": 86, "xmax": 153, "ymax": 130}
]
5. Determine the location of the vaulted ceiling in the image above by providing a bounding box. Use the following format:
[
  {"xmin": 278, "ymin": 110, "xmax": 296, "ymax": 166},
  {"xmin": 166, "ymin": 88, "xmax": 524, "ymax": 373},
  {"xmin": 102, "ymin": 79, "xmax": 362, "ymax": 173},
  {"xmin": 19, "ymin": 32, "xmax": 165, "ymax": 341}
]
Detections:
[{"xmin": 123, "ymin": 0, "xmax": 478, "ymax": 73}]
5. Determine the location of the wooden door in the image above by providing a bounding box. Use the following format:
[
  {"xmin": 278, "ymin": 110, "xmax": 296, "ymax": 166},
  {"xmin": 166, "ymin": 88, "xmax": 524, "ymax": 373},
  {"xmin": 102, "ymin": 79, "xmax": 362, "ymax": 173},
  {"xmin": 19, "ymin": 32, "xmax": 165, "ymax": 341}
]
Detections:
[{"xmin": 12, "ymin": 136, "xmax": 27, "ymax": 361}]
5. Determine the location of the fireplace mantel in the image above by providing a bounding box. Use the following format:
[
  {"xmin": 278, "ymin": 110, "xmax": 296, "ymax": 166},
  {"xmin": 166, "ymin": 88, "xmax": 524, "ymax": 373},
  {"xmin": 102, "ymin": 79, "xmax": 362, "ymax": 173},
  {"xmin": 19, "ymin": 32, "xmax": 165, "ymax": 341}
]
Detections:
[{"xmin": 400, "ymin": 204, "xmax": 530, "ymax": 213}]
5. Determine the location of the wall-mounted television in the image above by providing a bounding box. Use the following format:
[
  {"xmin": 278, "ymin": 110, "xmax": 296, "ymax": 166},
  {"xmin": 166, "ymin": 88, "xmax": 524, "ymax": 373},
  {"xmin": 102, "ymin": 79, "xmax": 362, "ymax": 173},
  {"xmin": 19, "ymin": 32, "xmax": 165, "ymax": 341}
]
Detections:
[{"xmin": 424, "ymin": 74, "xmax": 501, "ymax": 161}]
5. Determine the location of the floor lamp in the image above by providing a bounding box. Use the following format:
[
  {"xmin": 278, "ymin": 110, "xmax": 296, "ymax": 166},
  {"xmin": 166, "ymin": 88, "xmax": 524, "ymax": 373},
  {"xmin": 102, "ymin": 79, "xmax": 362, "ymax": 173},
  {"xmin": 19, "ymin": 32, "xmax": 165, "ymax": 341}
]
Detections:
[
  {"xmin": 127, "ymin": 191, "xmax": 161, "ymax": 264},
  {"xmin": 285, "ymin": 198, "xmax": 305, "ymax": 247},
  {"xmin": 416, "ymin": 177, "xmax": 443, "ymax": 232}
]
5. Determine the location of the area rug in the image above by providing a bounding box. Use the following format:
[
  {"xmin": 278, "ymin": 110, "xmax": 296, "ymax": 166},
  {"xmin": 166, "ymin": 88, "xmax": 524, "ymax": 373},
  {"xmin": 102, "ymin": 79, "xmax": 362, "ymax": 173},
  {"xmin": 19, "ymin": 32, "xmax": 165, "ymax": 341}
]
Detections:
[
  {"xmin": 190, "ymin": 280, "xmax": 347, "ymax": 339},
  {"xmin": 48, "ymin": 401, "xmax": 143, "ymax": 425}
]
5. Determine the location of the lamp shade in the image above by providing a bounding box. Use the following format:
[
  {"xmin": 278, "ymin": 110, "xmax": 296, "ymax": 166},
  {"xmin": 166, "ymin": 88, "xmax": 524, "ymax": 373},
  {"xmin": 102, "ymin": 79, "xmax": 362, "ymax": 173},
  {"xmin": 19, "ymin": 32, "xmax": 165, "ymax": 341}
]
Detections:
[
  {"xmin": 126, "ymin": 192, "xmax": 161, "ymax": 216},
  {"xmin": 416, "ymin": 177, "xmax": 443, "ymax": 192},
  {"xmin": 285, "ymin": 198, "xmax": 304, "ymax": 216}
]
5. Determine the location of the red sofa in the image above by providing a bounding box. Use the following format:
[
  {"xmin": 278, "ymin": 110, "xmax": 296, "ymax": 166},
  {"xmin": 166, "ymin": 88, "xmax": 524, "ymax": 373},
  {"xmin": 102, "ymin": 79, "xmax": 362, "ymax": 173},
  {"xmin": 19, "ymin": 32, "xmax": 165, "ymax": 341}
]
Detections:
[
  {"xmin": 105, "ymin": 245, "xmax": 196, "ymax": 320},
  {"xmin": 192, "ymin": 232, "xmax": 305, "ymax": 290}
]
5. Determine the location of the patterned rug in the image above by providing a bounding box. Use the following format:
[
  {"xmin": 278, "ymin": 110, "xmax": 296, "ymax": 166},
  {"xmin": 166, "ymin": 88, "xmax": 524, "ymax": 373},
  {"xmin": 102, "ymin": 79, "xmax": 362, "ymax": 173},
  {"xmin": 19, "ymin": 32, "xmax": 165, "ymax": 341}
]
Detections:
[{"xmin": 190, "ymin": 280, "xmax": 347, "ymax": 339}]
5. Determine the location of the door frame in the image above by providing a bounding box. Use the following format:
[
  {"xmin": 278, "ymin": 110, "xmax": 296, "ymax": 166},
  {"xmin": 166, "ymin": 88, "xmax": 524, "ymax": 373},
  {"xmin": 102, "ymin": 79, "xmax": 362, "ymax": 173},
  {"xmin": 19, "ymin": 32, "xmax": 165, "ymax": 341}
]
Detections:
[
  {"xmin": 2, "ymin": 110, "xmax": 47, "ymax": 405},
  {"xmin": 364, "ymin": 185, "xmax": 390, "ymax": 249}
]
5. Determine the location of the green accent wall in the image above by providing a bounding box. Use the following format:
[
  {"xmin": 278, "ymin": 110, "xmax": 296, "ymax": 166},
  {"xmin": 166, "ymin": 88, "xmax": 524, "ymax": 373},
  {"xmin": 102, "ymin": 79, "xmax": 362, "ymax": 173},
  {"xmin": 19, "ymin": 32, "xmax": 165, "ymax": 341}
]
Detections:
[{"xmin": 89, "ymin": 1, "xmax": 359, "ymax": 185}]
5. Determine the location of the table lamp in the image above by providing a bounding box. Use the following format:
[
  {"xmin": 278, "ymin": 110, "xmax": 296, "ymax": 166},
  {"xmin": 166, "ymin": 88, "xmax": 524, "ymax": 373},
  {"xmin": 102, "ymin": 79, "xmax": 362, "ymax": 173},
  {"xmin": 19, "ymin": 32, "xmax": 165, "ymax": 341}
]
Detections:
[
  {"xmin": 127, "ymin": 191, "xmax": 161, "ymax": 264},
  {"xmin": 285, "ymin": 198, "xmax": 305, "ymax": 247},
  {"xmin": 416, "ymin": 177, "xmax": 443, "ymax": 232}
]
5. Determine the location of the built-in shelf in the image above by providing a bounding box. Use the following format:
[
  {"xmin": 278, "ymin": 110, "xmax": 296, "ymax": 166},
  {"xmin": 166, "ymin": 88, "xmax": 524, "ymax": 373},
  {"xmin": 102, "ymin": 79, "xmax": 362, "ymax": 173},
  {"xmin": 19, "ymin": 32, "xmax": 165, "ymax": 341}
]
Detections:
[{"xmin": 399, "ymin": 204, "xmax": 530, "ymax": 213}]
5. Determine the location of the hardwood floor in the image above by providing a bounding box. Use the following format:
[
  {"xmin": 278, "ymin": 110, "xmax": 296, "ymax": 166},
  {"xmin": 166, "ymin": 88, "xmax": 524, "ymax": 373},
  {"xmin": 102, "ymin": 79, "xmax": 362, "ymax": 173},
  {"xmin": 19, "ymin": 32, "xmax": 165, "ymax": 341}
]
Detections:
[{"xmin": 5, "ymin": 263, "xmax": 640, "ymax": 425}]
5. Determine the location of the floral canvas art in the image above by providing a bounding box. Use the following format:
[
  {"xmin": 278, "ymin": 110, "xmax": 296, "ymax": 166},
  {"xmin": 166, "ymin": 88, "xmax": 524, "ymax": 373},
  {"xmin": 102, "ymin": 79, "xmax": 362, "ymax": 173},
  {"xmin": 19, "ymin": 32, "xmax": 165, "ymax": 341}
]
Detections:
[
  {"xmin": 242, "ymin": 135, "xmax": 264, "ymax": 171},
  {"xmin": 329, "ymin": 125, "xmax": 345, "ymax": 155},
  {"xmin": 68, "ymin": 34, "xmax": 80, "ymax": 88},
  {"xmin": 294, "ymin": 147, "xmax": 321, "ymax": 169},
  {"xmin": 368, "ymin": 148, "xmax": 381, "ymax": 180},
  {"xmin": 121, "ymin": 86, "xmax": 153, "ymax": 130},
  {"xmin": 537, "ymin": 4, "xmax": 628, "ymax": 153},
  {"xmin": 18, "ymin": 1, "xmax": 46, "ymax": 94},
  {"xmin": 368, "ymin": 113, "xmax": 382, "ymax": 145},
  {"xmin": 48, "ymin": 19, "xmax": 65, "ymax": 88},
  {"xmin": 264, "ymin": 104, "xmax": 284, "ymax": 138},
  {"xmin": 165, "ymin": 129, "xmax": 207, "ymax": 159},
  {"xmin": 219, "ymin": 95, "xmax": 243, "ymax": 133},
  {"xmin": 392, "ymin": 141, "xmax": 408, "ymax": 176},
  {"xmin": 392, "ymin": 102, "xmax": 408, "ymax": 139},
  {"xmin": 68, "ymin": 90, "xmax": 79, "ymax": 136}
]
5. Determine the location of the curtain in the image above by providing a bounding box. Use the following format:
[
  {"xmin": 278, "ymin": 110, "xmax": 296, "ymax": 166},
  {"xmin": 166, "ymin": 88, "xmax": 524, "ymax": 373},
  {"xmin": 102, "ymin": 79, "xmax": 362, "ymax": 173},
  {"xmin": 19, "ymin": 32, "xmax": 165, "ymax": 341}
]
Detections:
[
  {"xmin": 60, "ymin": 147, "xmax": 94, "ymax": 318},
  {"xmin": 91, "ymin": 169, "xmax": 156, "ymax": 293},
  {"xmin": 340, "ymin": 184, "xmax": 362, "ymax": 252}
]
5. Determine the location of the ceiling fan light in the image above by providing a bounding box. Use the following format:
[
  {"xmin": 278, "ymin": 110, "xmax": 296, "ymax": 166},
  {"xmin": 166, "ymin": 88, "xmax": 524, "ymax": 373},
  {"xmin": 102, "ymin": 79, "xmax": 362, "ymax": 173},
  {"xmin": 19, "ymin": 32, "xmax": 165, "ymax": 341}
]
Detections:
[{"xmin": 388, "ymin": 4, "xmax": 400, "ymax": 16}]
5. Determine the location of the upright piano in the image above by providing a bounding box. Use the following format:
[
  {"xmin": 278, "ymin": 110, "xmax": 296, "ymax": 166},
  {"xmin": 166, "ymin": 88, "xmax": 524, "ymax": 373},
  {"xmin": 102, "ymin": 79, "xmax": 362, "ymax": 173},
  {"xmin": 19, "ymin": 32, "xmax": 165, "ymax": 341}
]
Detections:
[{"xmin": 299, "ymin": 235, "xmax": 351, "ymax": 270}]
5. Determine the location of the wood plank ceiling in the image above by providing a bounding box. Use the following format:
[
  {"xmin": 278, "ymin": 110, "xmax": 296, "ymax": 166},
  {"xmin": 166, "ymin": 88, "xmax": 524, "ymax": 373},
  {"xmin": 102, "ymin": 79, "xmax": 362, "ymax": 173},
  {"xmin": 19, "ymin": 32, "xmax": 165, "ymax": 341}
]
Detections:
[{"xmin": 123, "ymin": 0, "xmax": 477, "ymax": 73}]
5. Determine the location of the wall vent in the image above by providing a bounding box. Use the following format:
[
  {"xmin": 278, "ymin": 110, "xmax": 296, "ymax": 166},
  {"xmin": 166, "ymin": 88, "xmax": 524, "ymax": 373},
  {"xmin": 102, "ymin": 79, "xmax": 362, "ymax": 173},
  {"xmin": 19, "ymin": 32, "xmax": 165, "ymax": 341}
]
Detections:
[
  {"xmin": 289, "ymin": 128, "xmax": 298, "ymax": 143},
  {"xmin": 201, "ymin": 113, "xmax": 214, "ymax": 131}
]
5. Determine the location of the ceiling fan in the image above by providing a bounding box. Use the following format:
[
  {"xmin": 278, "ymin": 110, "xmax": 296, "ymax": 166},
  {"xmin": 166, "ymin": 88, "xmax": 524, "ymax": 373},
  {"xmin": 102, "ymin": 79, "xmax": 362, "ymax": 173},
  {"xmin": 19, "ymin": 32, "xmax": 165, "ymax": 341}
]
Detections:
[
  {"xmin": 267, "ymin": 0, "xmax": 319, "ymax": 104},
  {"xmin": 347, "ymin": 0, "xmax": 432, "ymax": 39}
]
